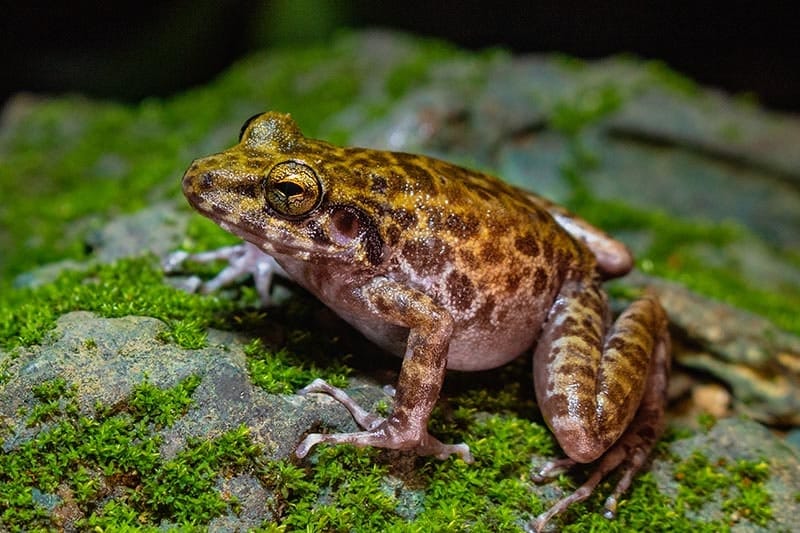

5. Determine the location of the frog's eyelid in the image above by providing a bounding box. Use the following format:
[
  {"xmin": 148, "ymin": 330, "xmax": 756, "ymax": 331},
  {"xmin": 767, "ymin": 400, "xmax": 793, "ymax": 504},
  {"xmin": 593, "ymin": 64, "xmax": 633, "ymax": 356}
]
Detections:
[{"xmin": 239, "ymin": 112, "xmax": 266, "ymax": 141}]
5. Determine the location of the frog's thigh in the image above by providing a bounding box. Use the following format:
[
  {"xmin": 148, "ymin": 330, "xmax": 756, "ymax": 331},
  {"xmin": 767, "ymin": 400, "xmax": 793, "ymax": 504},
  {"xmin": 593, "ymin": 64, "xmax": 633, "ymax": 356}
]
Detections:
[{"xmin": 533, "ymin": 279, "xmax": 667, "ymax": 463}]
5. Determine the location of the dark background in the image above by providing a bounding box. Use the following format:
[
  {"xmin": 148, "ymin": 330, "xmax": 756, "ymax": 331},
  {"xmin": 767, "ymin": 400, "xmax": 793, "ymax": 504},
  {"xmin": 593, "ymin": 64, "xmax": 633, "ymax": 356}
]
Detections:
[{"xmin": 2, "ymin": 1, "xmax": 797, "ymax": 112}]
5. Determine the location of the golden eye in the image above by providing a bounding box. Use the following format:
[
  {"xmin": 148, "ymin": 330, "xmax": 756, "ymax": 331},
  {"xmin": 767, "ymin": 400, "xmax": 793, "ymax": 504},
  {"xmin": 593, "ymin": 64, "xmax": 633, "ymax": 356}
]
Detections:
[{"xmin": 265, "ymin": 161, "xmax": 321, "ymax": 217}]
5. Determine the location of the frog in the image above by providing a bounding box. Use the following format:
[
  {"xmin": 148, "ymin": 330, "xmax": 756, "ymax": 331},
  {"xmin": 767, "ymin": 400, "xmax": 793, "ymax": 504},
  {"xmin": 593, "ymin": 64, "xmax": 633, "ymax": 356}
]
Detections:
[{"xmin": 166, "ymin": 111, "xmax": 671, "ymax": 531}]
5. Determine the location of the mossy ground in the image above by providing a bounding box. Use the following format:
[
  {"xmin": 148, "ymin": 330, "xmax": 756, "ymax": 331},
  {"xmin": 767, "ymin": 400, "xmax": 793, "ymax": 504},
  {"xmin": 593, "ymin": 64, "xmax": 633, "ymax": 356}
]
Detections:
[
  {"xmin": 0, "ymin": 363, "xmax": 773, "ymax": 531},
  {"xmin": 0, "ymin": 32, "xmax": 786, "ymax": 530},
  {"xmin": 1, "ymin": 375, "xmax": 260, "ymax": 530}
]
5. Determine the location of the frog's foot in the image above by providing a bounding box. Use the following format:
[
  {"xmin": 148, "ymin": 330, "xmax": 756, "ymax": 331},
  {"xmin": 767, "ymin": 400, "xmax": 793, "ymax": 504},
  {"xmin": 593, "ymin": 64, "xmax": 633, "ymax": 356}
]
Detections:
[
  {"xmin": 527, "ymin": 437, "xmax": 629, "ymax": 531},
  {"xmin": 163, "ymin": 242, "xmax": 285, "ymax": 304},
  {"xmin": 528, "ymin": 423, "xmax": 657, "ymax": 532},
  {"xmin": 296, "ymin": 378, "xmax": 473, "ymax": 463}
]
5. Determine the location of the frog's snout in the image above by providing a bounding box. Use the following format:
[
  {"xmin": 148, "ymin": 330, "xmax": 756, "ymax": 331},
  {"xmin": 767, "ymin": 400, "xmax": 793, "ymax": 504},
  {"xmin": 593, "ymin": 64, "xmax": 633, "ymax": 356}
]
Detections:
[{"xmin": 181, "ymin": 161, "xmax": 213, "ymax": 209}]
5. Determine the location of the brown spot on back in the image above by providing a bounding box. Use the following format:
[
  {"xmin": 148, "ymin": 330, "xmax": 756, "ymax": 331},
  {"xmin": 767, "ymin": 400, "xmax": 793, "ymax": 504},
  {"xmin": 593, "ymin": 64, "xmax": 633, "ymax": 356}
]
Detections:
[
  {"xmin": 543, "ymin": 240, "xmax": 555, "ymax": 264},
  {"xmin": 458, "ymin": 249, "xmax": 478, "ymax": 270},
  {"xmin": 505, "ymin": 272, "xmax": 523, "ymax": 293},
  {"xmin": 446, "ymin": 271, "xmax": 476, "ymax": 312},
  {"xmin": 480, "ymin": 242, "xmax": 505, "ymax": 264},
  {"xmin": 401, "ymin": 237, "xmax": 453, "ymax": 276},
  {"xmin": 515, "ymin": 234, "xmax": 540, "ymax": 258},
  {"xmin": 348, "ymin": 168, "xmax": 369, "ymax": 190},
  {"xmin": 446, "ymin": 213, "xmax": 480, "ymax": 239},
  {"xmin": 426, "ymin": 209, "xmax": 443, "ymax": 231},
  {"xmin": 391, "ymin": 208, "xmax": 417, "ymax": 229},
  {"xmin": 533, "ymin": 267, "xmax": 549, "ymax": 293},
  {"xmin": 371, "ymin": 175, "xmax": 388, "ymax": 194}
]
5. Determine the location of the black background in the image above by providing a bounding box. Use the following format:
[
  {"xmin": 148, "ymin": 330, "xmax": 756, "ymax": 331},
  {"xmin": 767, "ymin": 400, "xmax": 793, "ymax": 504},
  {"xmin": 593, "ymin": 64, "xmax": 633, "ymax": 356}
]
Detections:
[{"xmin": 2, "ymin": 2, "xmax": 797, "ymax": 112}]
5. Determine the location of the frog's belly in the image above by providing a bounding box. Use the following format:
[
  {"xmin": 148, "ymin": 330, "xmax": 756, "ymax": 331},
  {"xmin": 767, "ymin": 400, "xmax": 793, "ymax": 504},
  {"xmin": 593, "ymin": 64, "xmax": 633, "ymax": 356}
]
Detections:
[
  {"xmin": 339, "ymin": 307, "xmax": 545, "ymax": 372},
  {"xmin": 276, "ymin": 256, "xmax": 548, "ymax": 371}
]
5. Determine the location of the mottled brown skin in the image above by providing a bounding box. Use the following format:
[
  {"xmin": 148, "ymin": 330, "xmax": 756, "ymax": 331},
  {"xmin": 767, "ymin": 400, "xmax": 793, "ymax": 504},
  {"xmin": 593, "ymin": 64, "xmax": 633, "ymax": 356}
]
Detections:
[{"xmin": 175, "ymin": 112, "xmax": 671, "ymax": 531}]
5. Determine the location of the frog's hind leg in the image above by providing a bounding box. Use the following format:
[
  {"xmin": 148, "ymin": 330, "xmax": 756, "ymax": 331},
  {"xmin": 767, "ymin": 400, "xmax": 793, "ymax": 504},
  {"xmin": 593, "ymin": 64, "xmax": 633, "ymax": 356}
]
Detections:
[
  {"xmin": 530, "ymin": 280, "xmax": 670, "ymax": 531},
  {"xmin": 530, "ymin": 316, "xmax": 670, "ymax": 531}
]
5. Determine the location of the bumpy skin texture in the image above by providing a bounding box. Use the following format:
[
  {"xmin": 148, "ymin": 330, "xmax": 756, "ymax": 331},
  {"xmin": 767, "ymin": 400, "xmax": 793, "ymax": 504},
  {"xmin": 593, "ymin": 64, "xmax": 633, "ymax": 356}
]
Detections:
[{"xmin": 175, "ymin": 112, "xmax": 671, "ymax": 531}]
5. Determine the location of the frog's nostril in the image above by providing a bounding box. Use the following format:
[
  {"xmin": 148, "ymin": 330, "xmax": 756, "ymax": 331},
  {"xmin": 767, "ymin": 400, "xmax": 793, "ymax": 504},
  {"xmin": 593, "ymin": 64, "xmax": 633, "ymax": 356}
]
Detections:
[{"xmin": 200, "ymin": 173, "xmax": 214, "ymax": 189}]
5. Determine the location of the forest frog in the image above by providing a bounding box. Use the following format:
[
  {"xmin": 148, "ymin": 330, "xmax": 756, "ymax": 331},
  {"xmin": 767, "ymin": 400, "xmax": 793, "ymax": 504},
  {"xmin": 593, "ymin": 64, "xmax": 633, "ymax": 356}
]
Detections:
[{"xmin": 167, "ymin": 112, "xmax": 671, "ymax": 531}]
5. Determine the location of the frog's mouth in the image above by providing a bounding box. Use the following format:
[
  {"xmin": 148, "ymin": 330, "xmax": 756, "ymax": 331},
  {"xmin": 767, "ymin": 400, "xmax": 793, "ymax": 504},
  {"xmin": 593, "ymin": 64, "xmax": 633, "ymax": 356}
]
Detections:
[
  {"xmin": 214, "ymin": 218, "xmax": 301, "ymax": 258},
  {"xmin": 208, "ymin": 204, "xmax": 348, "ymax": 263}
]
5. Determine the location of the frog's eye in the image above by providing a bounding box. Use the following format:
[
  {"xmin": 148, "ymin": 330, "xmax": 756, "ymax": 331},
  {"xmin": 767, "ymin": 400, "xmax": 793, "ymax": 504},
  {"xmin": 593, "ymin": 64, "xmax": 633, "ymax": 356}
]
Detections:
[
  {"xmin": 265, "ymin": 161, "xmax": 321, "ymax": 217},
  {"xmin": 239, "ymin": 112, "xmax": 266, "ymax": 141}
]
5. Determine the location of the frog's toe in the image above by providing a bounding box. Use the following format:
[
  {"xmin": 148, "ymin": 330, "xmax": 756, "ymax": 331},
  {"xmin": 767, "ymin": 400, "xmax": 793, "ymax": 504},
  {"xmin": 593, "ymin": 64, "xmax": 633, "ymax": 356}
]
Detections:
[
  {"xmin": 162, "ymin": 250, "xmax": 190, "ymax": 272},
  {"xmin": 531, "ymin": 456, "xmax": 577, "ymax": 482},
  {"xmin": 295, "ymin": 432, "xmax": 326, "ymax": 459},
  {"xmin": 420, "ymin": 438, "xmax": 473, "ymax": 463},
  {"xmin": 163, "ymin": 242, "xmax": 284, "ymax": 304},
  {"xmin": 295, "ymin": 427, "xmax": 414, "ymax": 457},
  {"xmin": 299, "ymin": 378, "xmax": 385, "ymax": 430},
  {"xmin": 295, "ymin": 425, "xmax": 472, "ymax": 463}
]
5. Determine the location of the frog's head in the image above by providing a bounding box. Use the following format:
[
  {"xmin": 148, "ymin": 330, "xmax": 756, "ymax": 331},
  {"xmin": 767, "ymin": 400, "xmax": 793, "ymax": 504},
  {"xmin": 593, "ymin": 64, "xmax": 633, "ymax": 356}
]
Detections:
[{"xmin": 182, "ymin": 112, "xmax": 384, "ymax": 267}]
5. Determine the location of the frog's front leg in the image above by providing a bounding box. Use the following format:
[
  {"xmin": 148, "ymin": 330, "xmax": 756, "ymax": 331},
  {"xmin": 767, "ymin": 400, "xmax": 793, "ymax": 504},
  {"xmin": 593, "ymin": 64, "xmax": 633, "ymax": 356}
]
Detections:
[
  {"xmin": 530, "ymin": 277, "xmax": 670, "ymax": 532},
  {"xmin": 163, "ymin": 242, "xmax": 285, "ymax": 304},
  {"xmin": 296, "ymin": 277, "xmax": 473, "ymax": 463}
]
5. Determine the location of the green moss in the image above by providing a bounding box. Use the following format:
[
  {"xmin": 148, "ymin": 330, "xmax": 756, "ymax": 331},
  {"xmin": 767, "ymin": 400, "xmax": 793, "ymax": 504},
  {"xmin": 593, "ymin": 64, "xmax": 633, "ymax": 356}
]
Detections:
[
  {"xmin": 245, "ymin": 339, "xmax": 349, "ymax": 394},
  {"xmin": 26, "ymin": 378, "xmax": 78, "ymax": 426},
  {"xmin": 254, "ymin": 409, "xmax": 762, "ymax": 531},
  {"xmin": 697, "ymin": 413, "xmax": 718, "ymax": 432},
  {"xmin": 649, "ymin": 257, "xmax": 800, "ymax": 336},
  {"xmin": 722, "ymin": 459, "xmax": 771, "ymax": 526},
  {"xmin": 672, "ymin": 451, "xmax": 772, "ymax": 527},
  {"xmin": 644, "ymin": 59, "xmax": 701, "ymax": 97},
  {"xmin": 674, "ymin": 451, "xmax": 732, "ymax": 509},
  {"xmin": 256, "ymin": 413, "xmax": 553, "ymax": 531},
  {"xmin": 0, "ymin": 258, "xmax": 233, "ymax": 352},
  {"xmin": 0, "ymin": 376, "xmax": 260, "ymax": 531},
  {"xmin": 133, "ymin": 424, "xmax": 258, "ymax": 524},
  {"xmin": 385, "ymin": 38, "xmax": 463, "ymax": 99},
  {"xmin": 550, "ymin": 85, "xmax": 624, "ymax": 136},
  {"xmin": 559, "ymin": 472, "xmax": 723, "ymax": 533},
  {"xmin": 128, "ymin": 375, "xmax": 202, "ymax": 429}
]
